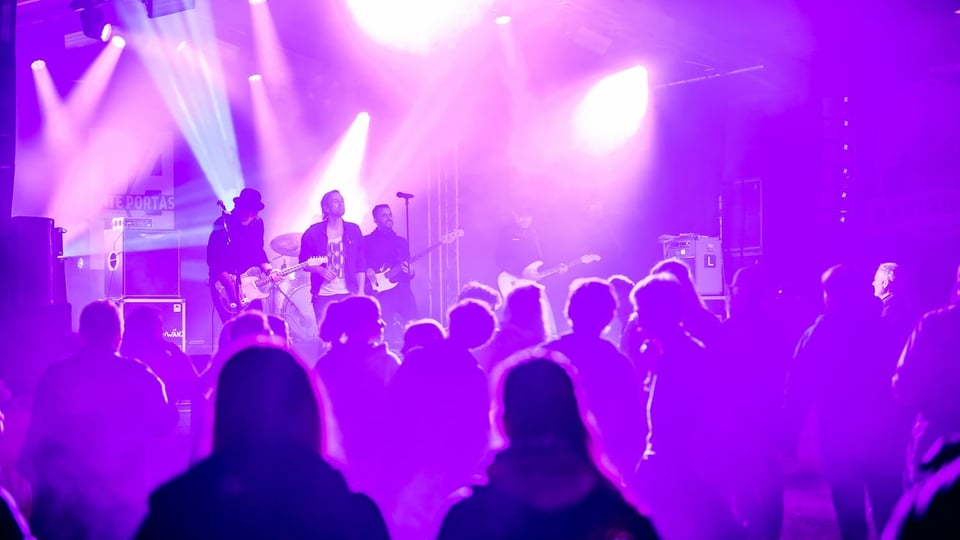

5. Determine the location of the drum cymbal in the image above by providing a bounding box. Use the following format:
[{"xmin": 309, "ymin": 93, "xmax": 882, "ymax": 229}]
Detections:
[{"xmin": 270, "ymin": 233, "xmax": 301, "ymax": 257}]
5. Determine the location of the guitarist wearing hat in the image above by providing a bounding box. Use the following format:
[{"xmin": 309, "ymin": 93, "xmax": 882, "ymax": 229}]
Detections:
[
  {"xmin": 364, "ymin": 204, "xmax": 419, "ymax": 346},
  {"xmin": 207, "ymin": 188, "xmax": 279, "ymax": 322}
]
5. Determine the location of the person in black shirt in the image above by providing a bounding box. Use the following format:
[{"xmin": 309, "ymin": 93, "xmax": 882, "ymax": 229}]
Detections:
[
  {"xmin": 299, "ymin": 190, "xmax": 367, "ymax": 332},
  {"xmin": 364, "ymin": 204, "xmax": 418, "ymax": 347},
  {"xmin": 207, "ymin": 189, "xmax": 275, "ymax": 323}
]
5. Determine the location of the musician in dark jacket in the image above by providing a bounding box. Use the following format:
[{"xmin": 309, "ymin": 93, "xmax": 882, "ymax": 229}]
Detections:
[
  {"xmin": 206, "ymin": 189, "xmax": 274, "ymax": 322},
  {"xmin": 364, "ymin": 204, "xmax": 418, "ymax": 346}
]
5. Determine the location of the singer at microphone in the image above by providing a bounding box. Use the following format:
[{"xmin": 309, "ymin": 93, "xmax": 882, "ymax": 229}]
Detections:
[{"xmin": 396, "ymin": 192, "xmax": 414, "ymax": 199}]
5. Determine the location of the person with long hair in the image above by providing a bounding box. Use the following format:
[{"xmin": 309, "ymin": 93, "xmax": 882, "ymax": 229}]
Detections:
[
  {"xmin": 136, "ymin": 342, "xmax": 389, "ymax": 539},
  {"xmin": 437, "ymin": 352, "xmax": 659, "ymax": 540}
]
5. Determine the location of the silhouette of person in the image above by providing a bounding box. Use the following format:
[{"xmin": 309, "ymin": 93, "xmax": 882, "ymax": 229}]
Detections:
[
  {"xmin": 881, "ymin": 435, "xmax": 960, "ymax": 539},
  {"xmin": 437, "ymin": 354, "xmax": 660, "ymax": 540},
  {"xmin": 630, "ymin": 274, "xmax": 743, "ymax": 540},
  {"xmin": 135, "ymin": 342, "xmax": 390, "ymax": 540},
  {"xmin": 382, "ymin": 300, "xmax": 495, "ymax": 540},
  {"xmin": 606, "ymin": 274, "xmax": 635, "ymax": 347},
  {"xmin": 649, "ymin": 258, "xmax": 722, "ymax": 348},
  {"xmin": 477, "ymin": 284, "xmax": 546, "ymax": 375},
  {"xmin": 785, "ymin": 264, "xmax": 904, "ymax": 540},
  {"xmin": 457, "ymin": 281, "xmax": 503, "ymax": 313},
  {"xmin": 894, "ymin": 283, "xmax": 960, "ymax": 483},
  {"xmin": 20, "ymin": 300, "xmax": 177, "ymax": 540},
  {"xmin": 720, "ymin": 264, "xmax": 791, "ymax": 540},
  {"xmin": 544, "ymin": 278, "xmax": 646, "ymax": 484},
  {"xmin": 400, "ymin": 319, "xmax": 446, "ymax": 359},
  {"xmin": 121, "ymin": 306, "xmax": 198, "ymax": 403},
  {"xmin": 314, "ymin": 296, "xmax": 399, "ymax": 492}
]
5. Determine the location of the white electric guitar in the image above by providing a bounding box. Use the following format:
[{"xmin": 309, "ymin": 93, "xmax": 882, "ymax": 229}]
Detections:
[
  {"xmin": 497, "ymin": 253, "xmax": 602, "ymax": 297},
  {"xmin": 371, "ymin": 229, "xmax": 465, "ymax": 293},
  {"xmin": 214, "ymin": 256, "xmax": 326, "ymax": 315}
]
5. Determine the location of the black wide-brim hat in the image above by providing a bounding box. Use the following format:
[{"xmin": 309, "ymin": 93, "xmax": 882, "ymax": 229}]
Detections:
[{"xmin": 234, "ymin": 188, "xmax": 265, "ymax": 212}]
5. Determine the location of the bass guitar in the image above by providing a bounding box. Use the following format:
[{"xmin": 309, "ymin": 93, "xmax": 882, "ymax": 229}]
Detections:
[
  {"xmin": 497, "ymin": 253, "xmax": 602, "ymax": 297},
  {"xmin": 371, "ymin": 229, "xmax": 465, "ymax": 293},
  {"xmin": 214, "ymin": 256, "xmax": 327, "ymax": 315}
]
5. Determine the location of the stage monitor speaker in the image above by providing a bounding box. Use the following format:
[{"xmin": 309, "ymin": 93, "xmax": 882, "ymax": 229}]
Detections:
[
  {"xmin": 661, "ymin": 234, "xmax": 725, "ymax": 297},
  {"xmin": 114, "ymin": 297, "xmax": 186, "ymax": 352},
  {"xmin": 104, "ymin": 229, "xmax": 181, "ymax": 298}
]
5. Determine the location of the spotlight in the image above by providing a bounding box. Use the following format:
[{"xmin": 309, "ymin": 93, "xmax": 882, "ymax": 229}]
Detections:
[
  {"xmin": 31, "ymin": 59, "xmax": 46, "ymax": 71},
  {"xmin": 71, "ymin": 0, "xmax": 111, "ymax": 42},
  {"xmin": 142, "ymin": 0, "xmax": 197, "ymax": 19},
  {"xmin": 495, "ymin": 15, "xmax": 511, "ymax": 25},
  {"xmin": 249, "ymin": 0, "xmax": 266, "ymax": 4},
  {"xmin": 248, "ymin": 74, "xmax": 263, "ymax": 82},
  {"xmin": 111, "ymin": 35, "xmax": 126, "ymax": 49}
]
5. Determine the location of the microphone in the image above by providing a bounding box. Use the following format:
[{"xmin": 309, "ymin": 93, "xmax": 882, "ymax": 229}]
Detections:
[
  {"xmin": 396, "ymin": 192, "xmax": 414, "ymax": 199},
  {"xmin": 216, "ymin": 200, "xmax": 229, "ymax": 214}
]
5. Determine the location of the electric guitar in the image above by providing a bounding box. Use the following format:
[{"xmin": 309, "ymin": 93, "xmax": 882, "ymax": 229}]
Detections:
[
  {"xmin": 214, "ymin": 256, "xmax": 327, "ymax": 315},
  {"xmin": 497, "ymin": 253, "xmax": 602, "ymax": 297},
  {"xmin": 370, "ymin": 229, "xmax": 465, "ymax": 293}
]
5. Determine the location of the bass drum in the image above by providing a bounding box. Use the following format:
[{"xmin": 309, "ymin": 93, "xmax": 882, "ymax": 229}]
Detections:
[{"xmin": 280, "ymin": 284, "xmax": 318, "ymax": 343}]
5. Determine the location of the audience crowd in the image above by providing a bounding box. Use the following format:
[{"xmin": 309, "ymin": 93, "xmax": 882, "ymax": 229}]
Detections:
[{"xmin": 1, "ymin": 257, "xmax": 959, "ymax": 540}]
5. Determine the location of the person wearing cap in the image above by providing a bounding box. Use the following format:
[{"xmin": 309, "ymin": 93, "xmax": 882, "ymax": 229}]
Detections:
[{"xmin": 207, "ymin": 188, "xmax": 276, "ymax": 322}]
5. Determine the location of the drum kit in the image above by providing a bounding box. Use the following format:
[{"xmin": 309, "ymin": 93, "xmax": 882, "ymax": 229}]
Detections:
[{"xmin": 267, "ymin": 233, "xmax": 317, "ymax": 344}]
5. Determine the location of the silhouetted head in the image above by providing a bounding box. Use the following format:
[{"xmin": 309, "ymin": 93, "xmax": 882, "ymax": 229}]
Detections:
[
  {"xmin": 121, "ymin": 306, "xmax": 163, "ymax": 355},
  {"xmin": 650, "ymin": 258, "xmax": 706, "ymax": 313},
  {"xmin": 872, "ymin": 262, "xmax": 900, "ymax": 299},
  {"xmin": 401, "ymin": 319, "xmax": 446, "ymax": 357},
  {"xmin": 319, "ymin": 295, "xmax": 383, "ymax": 345},
  {"xmin": 214, "ymin": 344, "xmax": 321, "ymax": 454},
  {"xmin": 448, "ymin": 299, "xmax": 496, "ymax": 350},
  {"xmin": 504, "ymin": 283, "xmax": 546, "ymax": 339},
  {"xmin": 607, "ymin": 274, "xmax": 635, "ymax": 321},
  {"xmin": 730, "ymin": 264, "xmax": 768, "ymax": 319},
  {"xmin": 821, "ymin": 264, "xmax": 874, "ymax": 313},
  {"xmin": 458, "ymin": 281, "xmax": 503, "ymax": 312},
  {"xmin": 565, "ymin": 278, "xmax": 617, "ymax": 336},
  {"xmin": 229, "ymin": 311, "xmax": 272, "ymax": 343},
  {"xmin": 500, "ymin": 357, "xmax": 590, "ymax": 458},
  {"xmin": 631, "ymin": 273, "xmax": 684, "ymax": 334},
  {"xmin": 79, "ymin": 300, "xmax": 123, "ymax": 351},
  {"xmin": 320, "ymin": 190, "xmax": 345, "ymax": 220}
]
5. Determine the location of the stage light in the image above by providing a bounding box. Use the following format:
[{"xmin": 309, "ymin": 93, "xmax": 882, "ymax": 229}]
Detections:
[
  {"xmin": 249, "ymin": 0, "xmax": 266, "ymax": 4},
  {"xmin": 142, "ymin": 0, "xmax": 197, "ymax": 19},
  {"xmin": 110, "ymin": 35, "xmax": 126, "ymax": 49},
  {"xmin": 495, "ymin": 15, "xmax": 511, "ymax": 25},
  {"xmin": 176, "ymin": 41, "xmax": 188, "ymax": 53},
  {"xmin": 248, "ymin": 74, "xmax": 263, "ymax": 82},
  {"xmin": 72, "ymin": 0, "xmax": 112, "ymax": 42},
  {"xmin": 574, "ymin": 65, "xmax": 650, "ymax": 155},
  {"xmin": 31, "ymin": 60, "xmax": 46, "ymax": 71}
]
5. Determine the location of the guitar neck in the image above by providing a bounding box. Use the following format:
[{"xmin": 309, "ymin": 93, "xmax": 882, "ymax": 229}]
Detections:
[
  {"xmin": 407, "ymin": 240, "xmax": 447, "ymax": 264},
  {"xmin": 538, "ymin": 259, "xmax": 584, "ymax": 279}
]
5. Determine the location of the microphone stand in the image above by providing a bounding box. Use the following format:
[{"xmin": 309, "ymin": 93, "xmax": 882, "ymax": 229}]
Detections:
[{"xmin": 403, "ymin": 195, "xmax": 412, "ymax": 271}]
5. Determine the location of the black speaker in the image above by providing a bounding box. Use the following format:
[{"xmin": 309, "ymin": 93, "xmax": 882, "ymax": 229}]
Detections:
[
  {"xmin": 721, "ymin": 178, "xmax": 763, "ymax": 253},
  {"xmin": 2, "ymin": 216, "xmax": 66, "ymax": 305},
  {"xmin": 104, "ymin": 229, "xmax": 181, "ymax": 297}
]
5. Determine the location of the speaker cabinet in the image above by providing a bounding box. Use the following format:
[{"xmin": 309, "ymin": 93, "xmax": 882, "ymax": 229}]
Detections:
[
  {"xmin": 104, "ymin": 229, "xmax": 181, "ymax": 298},
  {"xmin": 661, "ymin": 234, "xmax": 725, "ymax": 297},
  {"xmin": 1, "ymin": 217, "xmax": 67, "ymax": 305},
  {"xmin": 115, "ymin": 297, "xmax": 187, "ymax": 352}
]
